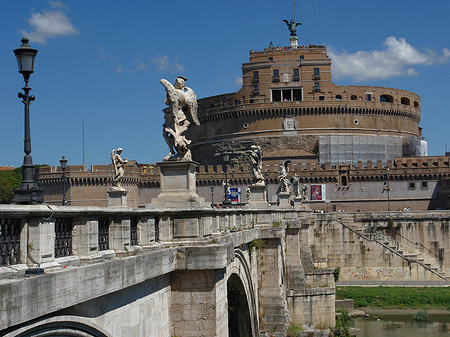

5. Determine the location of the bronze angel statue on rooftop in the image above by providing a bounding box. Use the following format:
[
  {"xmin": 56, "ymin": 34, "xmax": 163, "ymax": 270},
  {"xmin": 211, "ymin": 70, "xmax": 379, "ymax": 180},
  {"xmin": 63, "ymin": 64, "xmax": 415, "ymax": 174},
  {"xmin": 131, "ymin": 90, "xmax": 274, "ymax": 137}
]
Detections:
[
  {"xmin": 160, "ymin": 76, "xmax": 199, "ymax": 161},
  {"xmin": 283, "ymin": 19, "xmax": 302, "ymax": 38}
]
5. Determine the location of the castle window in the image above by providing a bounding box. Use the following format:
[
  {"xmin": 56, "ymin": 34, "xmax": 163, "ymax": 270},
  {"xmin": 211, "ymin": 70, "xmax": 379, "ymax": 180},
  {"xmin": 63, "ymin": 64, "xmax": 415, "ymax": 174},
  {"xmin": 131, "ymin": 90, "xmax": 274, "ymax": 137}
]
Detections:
[
  {"xmin": 408, "ymin": 182, "xmax": 416, "ymax": 190},
  {"xmin": 269, "ymin": 57, "xmax": 273, "ymax": 60},
  {"xmin": 273, "ymin": 69, "xmax": 280, "ymax": 82},
  {"xmin": 366, "ymin": 93, "xmax": 372, "ymax": 101},
  {"xmin": 336, "ymin": 95, "xmax": 342, "ymax": 100},
  {"xmin": 293, "ymin": 68, "xmax": 299, "ymax": 81},
  {"xmin": 414, "ymin": 101, "xmax": 419, "ymax": 108},
  {"xmin": 271, "ymin": 87, "xmax": 303, "ymax": 102},
  {"xmin": 421, "ymin": 181, "xmax": 428, "ymax": 190},
  {"xmin": 253, "ymin": 71, "xmax": 259, "ymax": 80},
  {"xmin": 300, "ymin": 55, "xmax": 304, "ymax": 60},
  {"xmin": 351, "ymin": 95, "xmax": 358, "ymax": 100},
  {"xmin": 401, "ymin": 97, "xmax": 410, "ymax": 105},
  {"xmin": 319, "ymin": 96, "xmax": 324, "ymax": 100},
  {"xmin": 314, "ymin": 68, "xmax": 320, "ymax": 76},
  {"xmin": 314, "ymin": 82, "xmax": 320, "ymax": 88},
  {"xmin": 380, "ymin": 94, "xmax": 394, "ymax": 103}
]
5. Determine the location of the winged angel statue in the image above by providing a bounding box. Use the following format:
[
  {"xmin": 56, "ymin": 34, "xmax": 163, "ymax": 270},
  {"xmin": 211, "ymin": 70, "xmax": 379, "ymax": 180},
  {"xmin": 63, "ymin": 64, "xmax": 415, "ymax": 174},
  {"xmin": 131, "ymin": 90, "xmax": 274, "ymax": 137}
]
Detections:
[
  {"xmin": 160, "ymin": 76, "xmax": 199, "ymax": 161},
  {"xmin": 283, "ymin": 19, "xmax": 302, "ymax": 38}
]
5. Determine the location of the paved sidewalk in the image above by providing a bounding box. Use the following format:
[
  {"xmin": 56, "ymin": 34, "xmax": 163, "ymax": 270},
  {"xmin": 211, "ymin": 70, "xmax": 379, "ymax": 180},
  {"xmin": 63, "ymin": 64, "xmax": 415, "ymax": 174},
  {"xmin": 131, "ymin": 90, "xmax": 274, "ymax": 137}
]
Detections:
[{"xmin": 336, "ymin": 280, "xmax": 450, "ymax": 287}]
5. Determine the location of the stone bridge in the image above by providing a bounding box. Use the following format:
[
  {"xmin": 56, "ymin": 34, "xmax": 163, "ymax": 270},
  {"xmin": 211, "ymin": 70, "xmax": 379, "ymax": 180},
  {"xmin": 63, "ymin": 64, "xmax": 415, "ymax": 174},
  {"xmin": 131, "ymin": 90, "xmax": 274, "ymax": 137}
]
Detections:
[{"xmin": 0, "ymin": 204, "xmax": 335, "ymax": 337}]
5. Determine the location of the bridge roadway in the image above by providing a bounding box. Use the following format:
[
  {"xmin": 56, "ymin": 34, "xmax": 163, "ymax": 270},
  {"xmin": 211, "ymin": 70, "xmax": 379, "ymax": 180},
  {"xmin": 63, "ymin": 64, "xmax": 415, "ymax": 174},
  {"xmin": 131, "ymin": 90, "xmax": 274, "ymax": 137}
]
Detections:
[{"xmin": 0, "ymin": 204, "xmax": 335, "ymax": 337}]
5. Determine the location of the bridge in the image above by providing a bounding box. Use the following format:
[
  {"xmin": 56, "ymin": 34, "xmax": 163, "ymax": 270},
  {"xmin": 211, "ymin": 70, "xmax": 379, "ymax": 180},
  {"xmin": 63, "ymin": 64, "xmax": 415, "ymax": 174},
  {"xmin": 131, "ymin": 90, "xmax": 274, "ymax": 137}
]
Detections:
[
  {"xmin": 0, "ymin": 202, "xmax": 336, "ymax": 337},
  {"xmin": 1, "ymin": 162, "xmax": 449, "ymax": 337}
]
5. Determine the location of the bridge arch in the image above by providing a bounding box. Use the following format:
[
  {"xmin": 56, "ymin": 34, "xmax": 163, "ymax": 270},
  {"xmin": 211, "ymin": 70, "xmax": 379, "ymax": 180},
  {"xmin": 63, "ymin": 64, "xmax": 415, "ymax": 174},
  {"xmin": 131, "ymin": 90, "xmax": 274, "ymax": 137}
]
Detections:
[
  {"xmin": 4, "ymin": 315, "xmax": 112, "ymax": 337},
  {"xmin": 226, "ymin": 249, "xmax": 258, "ymax": 337}
]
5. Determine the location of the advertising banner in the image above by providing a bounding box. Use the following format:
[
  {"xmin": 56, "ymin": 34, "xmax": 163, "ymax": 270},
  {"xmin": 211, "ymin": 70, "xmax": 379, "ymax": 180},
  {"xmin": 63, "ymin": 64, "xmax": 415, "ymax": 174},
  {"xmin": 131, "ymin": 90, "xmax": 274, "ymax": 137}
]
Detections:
[{"xmin": 310, "ymin": 184, "xmax": 326, "ymax": 201}]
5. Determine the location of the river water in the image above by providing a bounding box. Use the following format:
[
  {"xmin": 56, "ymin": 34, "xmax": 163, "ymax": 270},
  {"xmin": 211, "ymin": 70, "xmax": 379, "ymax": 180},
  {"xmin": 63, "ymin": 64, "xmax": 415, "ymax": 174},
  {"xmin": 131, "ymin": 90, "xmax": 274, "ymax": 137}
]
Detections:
[{"xmin": 352, "ymin": 314, "xmax": 450, "ymax": 336}]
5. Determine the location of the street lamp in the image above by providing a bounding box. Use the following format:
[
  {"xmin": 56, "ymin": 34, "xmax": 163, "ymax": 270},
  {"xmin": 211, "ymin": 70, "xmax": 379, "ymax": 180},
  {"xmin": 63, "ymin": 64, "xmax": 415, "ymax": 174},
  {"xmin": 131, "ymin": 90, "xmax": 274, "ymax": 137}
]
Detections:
[
  {"xmin": 222, "ymin": 153, "xmax": 230, "ymax": 207},
  {"xmin": 265, "ymin": 170, "xmax": 270, "ymax": 202},
  {"xmin": 383, "ymin": 168, "xmax": 391, "ymax": 211},
  {"xmin": 12, "ymin": 37, "xmax": 44, "ymax": 204},
  {"xmin": 60, "ymin": 156, "xmax": 68, "ymax": 206}
]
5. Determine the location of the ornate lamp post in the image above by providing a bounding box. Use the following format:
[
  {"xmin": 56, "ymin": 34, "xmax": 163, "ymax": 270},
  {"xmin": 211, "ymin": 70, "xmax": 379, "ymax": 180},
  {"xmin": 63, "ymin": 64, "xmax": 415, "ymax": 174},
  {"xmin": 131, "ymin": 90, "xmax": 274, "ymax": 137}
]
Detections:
[
  {"xmin": 12, "ymin": 37, "xmax": 44, "ymax": 204},
  {"xmin": 383, "ymin": 168, "xmax": 391, "ymax": 212},
  {"xmin": 60, "ymin": 156, "xmax": 68, "ymax": 206},
  {"xmin": 265, "ymin": 170, "xmax": 270, "ymax": 202},
  {"xmin": 222, "ymin": 153, "xmax": 230, "ymax": 207}
]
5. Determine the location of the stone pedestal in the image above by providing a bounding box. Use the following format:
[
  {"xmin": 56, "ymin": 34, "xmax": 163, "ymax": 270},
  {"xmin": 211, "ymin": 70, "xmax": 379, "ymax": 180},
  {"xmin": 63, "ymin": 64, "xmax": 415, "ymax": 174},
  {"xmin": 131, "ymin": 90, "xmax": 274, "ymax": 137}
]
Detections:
[
  {"xmin": 107, "ymin": 189, "xmax": 128, "ymax": 207},
  {"xmin": 290, "ymin": 36, "xmax": 298, "ymax": 49},
  {"xmin": 152, "ymin": 161, "xmax": 205, "ymax": 206},
  {"xmin": 278, "ymin": 192, "xmax": 291, "ymax": 207},
  {"xmin": 247, "ymin": 184, "xmax": 268, "ymax": 207}
]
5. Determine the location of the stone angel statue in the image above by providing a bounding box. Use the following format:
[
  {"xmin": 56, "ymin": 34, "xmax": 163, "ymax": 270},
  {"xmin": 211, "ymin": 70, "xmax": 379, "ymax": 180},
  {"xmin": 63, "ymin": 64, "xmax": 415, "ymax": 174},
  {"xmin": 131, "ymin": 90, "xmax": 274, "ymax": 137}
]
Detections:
[
  {"xmin": 111, "ymin": 148, "xmax": 128, "ymax": 190},
  {"xmin": 278, "ymin": 163, "xmax": 289, "ymax": 193},
  {"xmin": 246, "ymin": 145, "xmax": 265, "ymax": 186},
  {"xmin": 160, "ymin": 76, "xmax": 199, "ymax": 161}
]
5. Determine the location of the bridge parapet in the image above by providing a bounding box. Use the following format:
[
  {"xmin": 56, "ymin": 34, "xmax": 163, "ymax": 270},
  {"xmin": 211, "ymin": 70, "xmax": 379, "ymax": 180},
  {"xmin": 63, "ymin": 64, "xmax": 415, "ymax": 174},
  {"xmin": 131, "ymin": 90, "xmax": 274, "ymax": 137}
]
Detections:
[{"xmin": 0, "ymin": 204, "xmax": 336, "ymax": 336}]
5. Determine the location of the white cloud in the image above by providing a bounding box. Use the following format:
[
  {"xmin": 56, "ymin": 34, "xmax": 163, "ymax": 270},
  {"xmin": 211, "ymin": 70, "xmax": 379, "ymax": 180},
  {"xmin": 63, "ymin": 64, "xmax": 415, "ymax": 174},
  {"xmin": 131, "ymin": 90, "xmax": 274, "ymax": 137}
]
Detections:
[
  {"xmin": 20, "ymin": 2, "xmax": 78, "ymax": 45},
  {"xmin": 116, "ymin": 66, "xmax": 123, "ymax": 74},
  {"xmin": 328, "ymin": 37, "xmax": 445, "ymax": 82},
  {"xmin": 133, "ymin": 59, "xmax": 148, "ymax": 71},
  {"xmin": 151, "ymin": 55, "xmax": 185, "ymax": 73}
]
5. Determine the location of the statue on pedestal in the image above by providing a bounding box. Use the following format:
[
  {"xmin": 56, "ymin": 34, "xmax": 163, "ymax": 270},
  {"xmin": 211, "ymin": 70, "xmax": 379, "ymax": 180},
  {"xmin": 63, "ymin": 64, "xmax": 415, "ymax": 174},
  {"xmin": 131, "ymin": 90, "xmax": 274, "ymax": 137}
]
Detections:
[
  {"xmin": 111, "ymin": 148, "xmax": 128, "ymax": 190},
  {"xmin": 283, "ymin": 19, "xmax": 302, "ymax": 38},
  {"xmin": 160, "ymin": 76, "xmax": 199, "ymax": 161},
  {"xmin": 292, "ymin": 173, "xmax": 300, "ymax": 198},
  {"xmin": 278, "ymin": 165, "xmax": 289, "ymax": 193},
  {"xmin": 301, "ymin": 184, "xmax": 308, "ymax": 201},
  {"xmin": 246, "ymin": 145, "xmax": 264, "ymax": 186}
]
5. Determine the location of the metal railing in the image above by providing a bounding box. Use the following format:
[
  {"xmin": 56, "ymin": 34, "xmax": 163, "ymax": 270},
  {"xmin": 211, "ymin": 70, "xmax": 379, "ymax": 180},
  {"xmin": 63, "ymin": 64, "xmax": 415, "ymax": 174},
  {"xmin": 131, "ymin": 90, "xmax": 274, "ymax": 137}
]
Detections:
[{"xmin": 0, "ymin": 217, "xmax": 20, "ymax": 266}]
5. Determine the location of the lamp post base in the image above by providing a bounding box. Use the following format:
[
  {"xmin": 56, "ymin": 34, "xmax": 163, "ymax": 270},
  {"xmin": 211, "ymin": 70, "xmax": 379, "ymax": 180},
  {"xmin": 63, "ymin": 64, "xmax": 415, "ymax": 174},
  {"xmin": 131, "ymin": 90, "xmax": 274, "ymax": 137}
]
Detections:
[{"xmin": 13, "ymin": 185, "xmax": 44, "ymax": 205}]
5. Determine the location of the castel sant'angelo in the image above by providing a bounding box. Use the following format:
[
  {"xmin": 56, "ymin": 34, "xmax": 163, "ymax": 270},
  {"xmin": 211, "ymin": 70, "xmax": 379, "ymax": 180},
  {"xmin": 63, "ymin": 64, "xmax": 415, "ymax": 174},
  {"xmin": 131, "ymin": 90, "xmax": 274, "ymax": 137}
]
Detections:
[{"xmin": 39, "ymin": 19, "xmax": 450, "ymax": 211}]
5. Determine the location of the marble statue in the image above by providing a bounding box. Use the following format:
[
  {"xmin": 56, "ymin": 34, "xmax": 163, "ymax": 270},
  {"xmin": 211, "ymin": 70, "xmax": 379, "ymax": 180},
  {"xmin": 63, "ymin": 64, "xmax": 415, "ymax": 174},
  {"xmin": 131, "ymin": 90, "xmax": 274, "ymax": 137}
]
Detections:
[
  {"xmin": 292, "ymin": 173, "xmax": 300, "ymax": 198},
  {"xmin": 283, "ymin": 19, "xmax": 302, "ymax": 38},
  {"xmin": 278, "ymin": 165, "xmax": 289, "ymax": 193},
  {"xmin": 301, "ymin": 184, "xmax": 308, "ymax": 201},
  {"xmin": 246, "ymin": 145, "xmax": 264, "ymax": 185},
  {"xmin": 160, "ymin": 76, "xmax": 199, "ymax": 161},
  {"xmin": 111, "ymin": 148, "xmax": 128, "ymax": 190}
]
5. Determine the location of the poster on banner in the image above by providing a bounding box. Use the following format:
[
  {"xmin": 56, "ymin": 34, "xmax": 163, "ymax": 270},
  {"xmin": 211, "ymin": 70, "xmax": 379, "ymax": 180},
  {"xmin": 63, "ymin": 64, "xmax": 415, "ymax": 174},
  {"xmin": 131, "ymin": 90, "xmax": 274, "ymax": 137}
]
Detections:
[
  {"xmin": 229, "ymin": 187, "xmax": 241, "ymax": 204},
  {"xmin": 310, "ymin": 184, "xmax": 326, "ymax": 201}
]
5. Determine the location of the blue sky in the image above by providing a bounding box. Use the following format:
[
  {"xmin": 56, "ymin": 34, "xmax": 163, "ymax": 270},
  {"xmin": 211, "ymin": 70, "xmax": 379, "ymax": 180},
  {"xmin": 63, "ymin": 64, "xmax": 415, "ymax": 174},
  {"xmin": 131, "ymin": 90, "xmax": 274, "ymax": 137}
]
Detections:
[{"xmin": 1, "ymin": 0, "xmax": 449, "ymax": 168}]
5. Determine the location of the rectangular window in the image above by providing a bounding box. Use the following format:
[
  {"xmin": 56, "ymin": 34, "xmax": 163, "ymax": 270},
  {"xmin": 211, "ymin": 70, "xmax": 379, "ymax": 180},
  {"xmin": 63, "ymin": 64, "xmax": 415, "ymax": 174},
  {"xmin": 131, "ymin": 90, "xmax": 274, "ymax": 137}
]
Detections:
[
  {"xmin": 273, "ymin": 69, "xmax": 279, "ymax": 77},
  {"xmin": 269, "ymin": 57, "xmax": 273, "ymax": 61},
  {"xmin": 367, "ymin": 93, "xmax": 372, "ymax": 101},
  {"xmin": 314, "ymin": 82, "xmax": 320, "ymax": 88},
  {"xmin": 421, "ymin": 181, "xmax": 428, "ymax": 190},
  {"xmin": 408, "ymin": 182, "xmax": 416, "ymax": 190},
  {"xmin": 271, "ymin": 88, "xmax": 303, "ymax": 102},
  {"xmin": 272, "ymin": 90, "xmax": 281, "ymax": 102},
  {"xmin": 300, "ymin": 55, "xmax": 304, "ymax": 60},
  {"xmin": 253, "ymin": 71, "xmax": 259, "ymax": 79},
  {"xmin": 319, "ymin": 96, "xmax": 325, "ymax": 100},
  {"xmin": 314, "ymin": 68, "xmax": 320, "ymax": 76},
  {"xmin": 293, "ymin": 89, "xmax": 302, "ymax": 101},
  {"xmin": 293, "ymin": 69, "xmax": 299, "ymax": 77}
]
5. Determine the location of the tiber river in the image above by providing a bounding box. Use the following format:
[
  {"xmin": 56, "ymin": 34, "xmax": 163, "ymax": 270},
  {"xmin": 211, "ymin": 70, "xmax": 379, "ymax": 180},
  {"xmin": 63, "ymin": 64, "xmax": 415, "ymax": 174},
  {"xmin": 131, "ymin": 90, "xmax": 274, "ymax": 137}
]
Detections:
[{"xmin": 352, "ymin": 313, "xmax": 450, "ymax": 336}]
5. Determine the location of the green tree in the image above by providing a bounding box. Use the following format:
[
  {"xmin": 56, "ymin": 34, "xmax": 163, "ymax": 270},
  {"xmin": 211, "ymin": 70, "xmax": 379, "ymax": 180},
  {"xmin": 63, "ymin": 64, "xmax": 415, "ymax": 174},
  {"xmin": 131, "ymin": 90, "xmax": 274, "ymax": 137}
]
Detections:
[{"xmin": 0, "ymin": 168, "xmax": 22, "ymax": 204}]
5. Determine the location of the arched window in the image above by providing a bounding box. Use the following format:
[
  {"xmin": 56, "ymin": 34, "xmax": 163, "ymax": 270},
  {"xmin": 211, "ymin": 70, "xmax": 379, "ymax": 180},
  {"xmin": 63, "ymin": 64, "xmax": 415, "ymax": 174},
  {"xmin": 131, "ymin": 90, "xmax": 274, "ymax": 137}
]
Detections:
[
  {"xmin": 380, "ymin": 94, "xmax": 394, "ymax": 103},
  {"xmin": 336, "ymin": 95, "xmax": 342, "ymax": 100},
  {"xmin": 414, "ymin": 101, "xmax": 420, "ymax": 108},
  {"xmin": 401, "ymin": 97, "xmax": 410, "ymax": 105}
]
